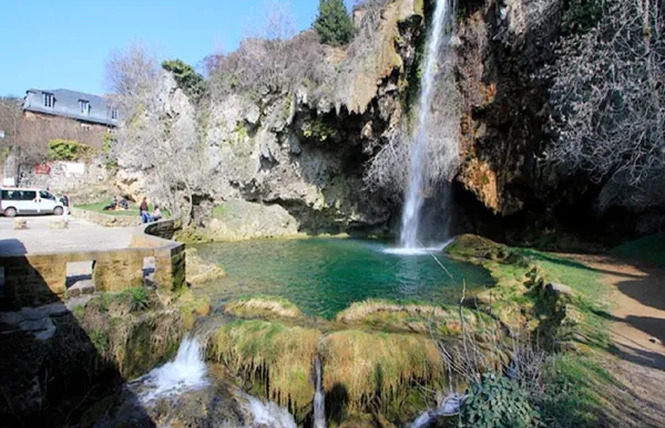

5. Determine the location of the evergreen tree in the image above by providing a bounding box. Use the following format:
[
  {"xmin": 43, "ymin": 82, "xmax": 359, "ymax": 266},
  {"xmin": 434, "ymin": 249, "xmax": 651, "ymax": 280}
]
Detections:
[{"xmin": 314, "ymin": 0, "xmax": 355, "ymax": 46}]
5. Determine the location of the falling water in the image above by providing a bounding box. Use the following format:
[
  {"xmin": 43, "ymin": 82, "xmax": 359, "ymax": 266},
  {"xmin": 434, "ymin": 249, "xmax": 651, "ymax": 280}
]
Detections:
[
  {"xmin": 400, "ymin": 0, "xmax": 456, "ymax": 249},
  {"xmin": 238, "ymin": 392, "xmax": 298, "ymax": 428},
  {"xmin": 408, "ymin": 393, "xmax": 466, "ymax": 428},
  {"xmin": 138, "ymin": 336, "xmax": 210, "ymax": 402},
  {"xmin": 313, "ymin": 356, "xmax": 326, "ymax": 428}
]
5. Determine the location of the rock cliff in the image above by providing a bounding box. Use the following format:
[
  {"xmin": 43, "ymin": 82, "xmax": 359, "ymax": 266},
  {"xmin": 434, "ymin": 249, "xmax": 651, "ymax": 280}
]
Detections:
[{"xmin": 113, "ymin": 0, "xmax": 658, "ymax": 243}]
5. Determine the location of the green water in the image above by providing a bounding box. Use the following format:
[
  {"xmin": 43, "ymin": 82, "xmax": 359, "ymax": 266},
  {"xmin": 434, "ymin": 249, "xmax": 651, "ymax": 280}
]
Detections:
[{"xmin": 192, "ymin": 238, "xmax": 493, "ymax": 318}]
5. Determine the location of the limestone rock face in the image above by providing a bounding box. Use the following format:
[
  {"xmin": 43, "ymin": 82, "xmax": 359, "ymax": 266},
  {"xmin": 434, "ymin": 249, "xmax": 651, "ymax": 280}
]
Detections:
[
  {"xmin": 204, "ymin": 199, "xmax": 300, "ymax": 241},
  {"xmin": 114, "ymin": 0, "xmax": 426, "ymax": 237},
  {"xmin": 454, "ymin": 0, "xmax": 565, "ymax": 218}
]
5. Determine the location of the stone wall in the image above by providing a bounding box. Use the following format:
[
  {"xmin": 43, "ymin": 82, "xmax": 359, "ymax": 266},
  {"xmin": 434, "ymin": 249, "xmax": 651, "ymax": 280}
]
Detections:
[
  {"xmin": 71, "ymin": 207, "xmax": 140, "ymax": 228},
  {"xmin": 0, "ymin": 220, "xmax": 185, "ymax": 309}
]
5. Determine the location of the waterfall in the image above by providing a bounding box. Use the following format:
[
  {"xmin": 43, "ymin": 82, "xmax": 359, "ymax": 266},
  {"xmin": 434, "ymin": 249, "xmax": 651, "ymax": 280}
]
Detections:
[
  {"xmin": 138, "ymin": 336, "xmax": 210, "ymax": 402},
  {"xmin": 400, "ymin": 0, "xmax": 456, "ymax": 249},
  {"xmin": 313, "ymin": 356, "xmax": 326, "ymax": 428},
  {"xmin": 238, "ymin": 392, "xmax": 298, "ymax": 428},
  {"xmin": 408, "ymin": 393, "xmax": 466, "ymax": 428}
]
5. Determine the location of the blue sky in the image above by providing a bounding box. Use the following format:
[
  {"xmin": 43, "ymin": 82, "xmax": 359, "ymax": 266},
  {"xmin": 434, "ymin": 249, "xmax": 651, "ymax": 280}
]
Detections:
[{"xmin": 0, "ymin": 0, "xmax": 355, "ymax": 97}]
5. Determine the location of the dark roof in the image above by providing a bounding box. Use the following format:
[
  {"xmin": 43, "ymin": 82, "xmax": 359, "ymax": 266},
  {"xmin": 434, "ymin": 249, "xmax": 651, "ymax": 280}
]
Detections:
[{"xmin": 23, "ymin": 88, "xmax": 119, "ymax": 127}]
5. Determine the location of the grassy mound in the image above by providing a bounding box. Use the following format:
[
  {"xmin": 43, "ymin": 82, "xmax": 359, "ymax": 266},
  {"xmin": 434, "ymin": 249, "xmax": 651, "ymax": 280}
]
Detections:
[
  {"xmin": 335, "ymin": 299, "xmax": 486, "ymax": 336},
  {"xmin": 173, "ymin": 289, "xmax": 212, "ymax": 329},
  {"xmin": 321, "ymin": 330, "xmax": 445, "ymax": 424},
  {"xmin": 610, "ymin": 233, "xmax": 665, "ymax": 267},
  {"xmin": 73, "ymin": 288, "xmax": 184, "ymax": 378},
  {"xmin": 208, "ymin": 319, "xmax": 321, "ymax": 420},
  {"xmin": 224, "ymin": 297, "xmax": 305, "ymax": 321}
]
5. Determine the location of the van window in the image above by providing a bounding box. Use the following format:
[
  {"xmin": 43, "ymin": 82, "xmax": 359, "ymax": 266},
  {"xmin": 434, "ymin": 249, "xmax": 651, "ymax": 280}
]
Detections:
[
  {"xmin": 19, "ymin": 191, "xmax": 36, "ymax": 201},
  {"xmin": 39, "ymin": 190, "xmax": 56, "ymax": 201},
  {"xmin": 1, "ymin": 190, "xmax": 19, "ymax": 200}
]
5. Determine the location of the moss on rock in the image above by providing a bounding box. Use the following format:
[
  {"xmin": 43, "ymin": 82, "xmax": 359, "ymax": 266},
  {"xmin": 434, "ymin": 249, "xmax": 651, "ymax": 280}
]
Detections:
[
  {"xmin": 224, "ymin": 296, "xmax": 305, "ymax": 321},
  {"xmin": 208, "ymin": 319, "xmax": 321, "ymax": 420},
  {"xmin": 321, "ymin": 329, "xmax": 445, "ymax": 423},
  {"xmin": 335, "ymin": 299, "xmax": 486, "ymax": 336}
]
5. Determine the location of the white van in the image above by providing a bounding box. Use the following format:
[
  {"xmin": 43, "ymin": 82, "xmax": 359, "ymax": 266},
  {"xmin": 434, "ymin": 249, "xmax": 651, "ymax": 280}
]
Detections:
[{"xmin": 0, "ymin": 188, "xmax": 66, "ymax": 217}]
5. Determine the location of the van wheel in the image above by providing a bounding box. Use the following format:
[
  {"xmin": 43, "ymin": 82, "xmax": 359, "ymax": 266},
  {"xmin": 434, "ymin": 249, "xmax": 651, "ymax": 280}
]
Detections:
[
  {"xmin": 4, "ymin": 207, "xmax": 17, "ymax": 217},
  {"xmin": 53, "ymin": 207, "xmax": 64, "ymax": 216}
]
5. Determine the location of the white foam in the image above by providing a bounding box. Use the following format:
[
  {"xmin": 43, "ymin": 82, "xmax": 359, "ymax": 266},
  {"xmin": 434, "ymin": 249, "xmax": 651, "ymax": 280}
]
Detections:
[
  {"xmin": 382, "ymin": 239, "xmax": 454, "ymax": 256},
  {"xmin": 239, "ymin": 392, "xmax": 298, "ymax": 428},
  {"xmin": 138, "ymin": 337, "xmax": 209, "ymax": 402}
]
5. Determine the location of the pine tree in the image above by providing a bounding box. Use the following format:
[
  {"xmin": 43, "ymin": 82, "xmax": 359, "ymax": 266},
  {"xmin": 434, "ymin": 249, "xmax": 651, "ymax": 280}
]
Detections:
[{"xmin": 314, "ymin": 0, "xmax": 355, "ymax": 46}]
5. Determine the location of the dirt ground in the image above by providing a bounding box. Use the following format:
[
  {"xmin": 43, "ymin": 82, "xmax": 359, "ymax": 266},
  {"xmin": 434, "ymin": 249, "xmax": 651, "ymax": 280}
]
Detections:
[{"xmin": 565, "ymin": 254, "xmax": 665, "ymax": 427}]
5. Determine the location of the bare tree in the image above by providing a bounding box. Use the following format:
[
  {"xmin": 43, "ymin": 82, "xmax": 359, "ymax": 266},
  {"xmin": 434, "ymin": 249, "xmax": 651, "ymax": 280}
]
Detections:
[
  {"xmin": 546, "ymin": 0, "xmax": 665, "ymax": 210},
  {"xmin": 105, "ymin": 43, "xmax": 160, "ymax": 115},
  {"xmin": 107, "ymin": 44, "xmax": 204, "ymax": 222}
]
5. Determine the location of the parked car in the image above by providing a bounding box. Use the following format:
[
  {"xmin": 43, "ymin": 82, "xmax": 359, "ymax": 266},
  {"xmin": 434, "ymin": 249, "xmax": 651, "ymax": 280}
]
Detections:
[{"xmin": 0, "ymin": 187, "xmax": 66, "ymax": 217}]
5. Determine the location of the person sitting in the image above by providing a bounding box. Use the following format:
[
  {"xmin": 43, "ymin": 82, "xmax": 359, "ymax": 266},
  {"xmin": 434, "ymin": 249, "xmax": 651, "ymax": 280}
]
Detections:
[
  {"xmin": 118, "ymin": 198, "xmax": 129, "ymax": 210},
  {"xmin": 152, "ymin": 205, "xmax": 163, "ymax": 221},
  {"xmin": 103, "ymin": 197, "xmax": 118, "ymax": 211}
]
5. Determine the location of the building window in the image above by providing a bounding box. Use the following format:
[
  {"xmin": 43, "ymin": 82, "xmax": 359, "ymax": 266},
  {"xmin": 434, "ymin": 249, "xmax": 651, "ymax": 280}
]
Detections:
[
  {"xmin": 79, "ymin": 100, "xmax": 90, "ymax": 116},
  {"xmin": 43, "ymin": 93, "xmax": 54, "ymax": 108},
  {"xmin": 111, "ymin": 109, "xmax": 118, "ymax": 120}
]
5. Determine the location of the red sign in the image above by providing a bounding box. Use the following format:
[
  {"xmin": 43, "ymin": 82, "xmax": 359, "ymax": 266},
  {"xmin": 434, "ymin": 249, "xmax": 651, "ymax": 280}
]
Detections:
[{"xmin": 35, "ymin": 164, "xmax": 51, "ymax": 175}]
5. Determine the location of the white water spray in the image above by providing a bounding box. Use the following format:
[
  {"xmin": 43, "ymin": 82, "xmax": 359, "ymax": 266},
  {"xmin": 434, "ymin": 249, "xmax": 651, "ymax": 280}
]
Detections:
[
  {"xmin": 313, "ymin": 356, "xmax": 326, "ymax": 428},
  {"xmin": 239, "ymin": 392, "xmax": 298, "ymax": 428},
  {"xmin": 400, "ymin": 0, "xmax": 456, "ymax": 249},
  {"xmin": 408, "ymin": 393, "xmax": 467, "ymax": 428},
  {"xmin": 138, "ymin": 336, "xmax": 210, "ymax": 402}
]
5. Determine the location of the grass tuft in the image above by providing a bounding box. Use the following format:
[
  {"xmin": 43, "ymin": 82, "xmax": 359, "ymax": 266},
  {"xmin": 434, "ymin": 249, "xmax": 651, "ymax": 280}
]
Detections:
[{"xmin": 224, "ymin": 296, "xmax": 305, "ymax": 320}]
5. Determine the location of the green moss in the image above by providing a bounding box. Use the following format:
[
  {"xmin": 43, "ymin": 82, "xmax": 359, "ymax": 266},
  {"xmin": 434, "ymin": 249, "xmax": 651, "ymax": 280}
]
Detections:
[
  {"xmin": 211, "ymin": 203, "xmax": 230, "ymax": 219},
  {"xmin": 89, "ymin": 328, "xmax": 109, "ymax": 353},
  {"xmin": 336, "ymin": 299, "xmax": 489, "ymax": 336},
  {"xmin": 302, "ymin": 118, "xmax": 338, "ymax": 142}
]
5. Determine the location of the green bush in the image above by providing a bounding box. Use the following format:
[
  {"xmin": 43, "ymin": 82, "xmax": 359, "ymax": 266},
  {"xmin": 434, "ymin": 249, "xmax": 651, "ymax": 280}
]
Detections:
[
  {"xmin": 459, "ymin": 373, "xmax": 542, "ymax": 428},
  {"xmin": 314, "ymin": 0, "xmax": 356, "ymax": 46},
  {"xmin": 124, "ymin": 286, "xmax": 150, "ymax": 312},
  {"xmin": 48, "ymin": 139, "xmax": 94, "ymax": 161},
  {"xmin": 162, "ymin": 59, "xmax": 206, "ymax": 102}
]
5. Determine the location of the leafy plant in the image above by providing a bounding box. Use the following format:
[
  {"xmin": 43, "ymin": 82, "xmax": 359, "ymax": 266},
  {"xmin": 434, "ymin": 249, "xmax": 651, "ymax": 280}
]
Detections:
[
  {"xmin": 459, "ymin": 373, "xmax": 542, "ymax": 428},
  {"xmin": 48, "ymin": 139, "xmax": 94, "ymax": 161},
  {"xmin": 314, "ymin": 0, "xmax": 356, "ymax": 46},
  {"xmin": 124, "ymin": 286, "xmax": 150, "ymax": 312}
]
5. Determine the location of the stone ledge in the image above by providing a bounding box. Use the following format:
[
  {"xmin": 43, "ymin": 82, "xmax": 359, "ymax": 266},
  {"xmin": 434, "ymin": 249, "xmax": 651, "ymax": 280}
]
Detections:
[{"xmin": 70, "ymin": 207, "xmax": 140, "ymax": 228}]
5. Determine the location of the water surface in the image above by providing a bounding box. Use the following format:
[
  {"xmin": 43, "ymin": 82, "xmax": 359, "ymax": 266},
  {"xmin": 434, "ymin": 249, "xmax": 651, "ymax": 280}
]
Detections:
[{"xmin": 193, "ymin": 239, "xmax": 492, "ymax": 318}]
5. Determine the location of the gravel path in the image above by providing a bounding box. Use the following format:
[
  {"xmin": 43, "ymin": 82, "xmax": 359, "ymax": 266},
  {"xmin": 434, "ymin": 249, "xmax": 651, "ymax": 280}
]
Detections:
[
  {"xmin": 567, "ymin": 254, "xmax": 665, "ymax": 427},
  {"xmin": 0, "ymin": 216, "xmax": 135, "ymax": 256}
]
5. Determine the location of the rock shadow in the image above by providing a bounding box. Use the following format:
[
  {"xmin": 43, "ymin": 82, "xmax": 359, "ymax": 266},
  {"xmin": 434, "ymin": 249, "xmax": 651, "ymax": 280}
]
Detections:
[{"xmin": 0, "ymin": 238, "xmax": 155, "ymax": 427}]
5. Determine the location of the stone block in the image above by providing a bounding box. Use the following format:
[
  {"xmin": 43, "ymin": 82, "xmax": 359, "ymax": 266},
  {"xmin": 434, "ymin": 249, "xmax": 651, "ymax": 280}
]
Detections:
[
  {"xmin": 14, "ymin": 219, "xmax": 27, "ymax": 230},
  {"xmin": 49, "ymin": 219, "xmax": 69, "ymax": 229}
]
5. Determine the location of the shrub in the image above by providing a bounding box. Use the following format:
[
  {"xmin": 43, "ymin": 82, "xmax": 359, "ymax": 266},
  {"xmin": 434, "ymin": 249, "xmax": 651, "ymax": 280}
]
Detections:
[
  {"xmin": 459, "ymin": 373, "xmax": 542, "ymax": 428},
  {"xmin": 162, "ymin": 59, "xmax": 206, "ymax": 102},
  {"xmin": 101, "ymin": 132, "xmax": 118, "ymax": 168},
  {"xmin": 48, "ymin": 139, "xmax": 94, "ymax": 161},
  {"xmin": 314, "ymin": 0, "xmax": 356, "ymax": 46}
]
